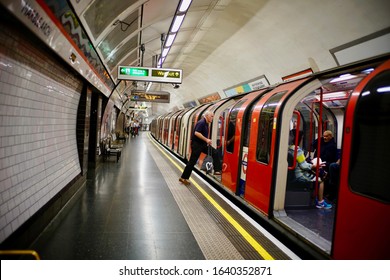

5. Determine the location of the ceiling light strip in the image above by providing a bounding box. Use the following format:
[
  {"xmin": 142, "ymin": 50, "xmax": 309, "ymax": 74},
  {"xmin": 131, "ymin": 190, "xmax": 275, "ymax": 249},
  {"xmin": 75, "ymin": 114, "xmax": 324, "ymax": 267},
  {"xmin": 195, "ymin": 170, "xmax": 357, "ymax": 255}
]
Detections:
[{"xmin": 158, "ymin": 0, "xmax": 193, "ymax": 67}]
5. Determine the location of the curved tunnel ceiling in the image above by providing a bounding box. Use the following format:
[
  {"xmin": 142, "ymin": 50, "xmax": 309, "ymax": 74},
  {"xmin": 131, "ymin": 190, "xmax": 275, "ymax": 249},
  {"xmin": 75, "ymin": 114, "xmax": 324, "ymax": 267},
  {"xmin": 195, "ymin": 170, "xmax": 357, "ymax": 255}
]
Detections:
[
  {"xmin": 69, "ymin": 0, "xmax": 390, "ymax": 117},
  {"xmin": 70, "ymin": 0, "xmax": 238, "ymax": 112},
  {"xmin": 69, "ymin": 0, "xmax": 268, "ymax": 116}
]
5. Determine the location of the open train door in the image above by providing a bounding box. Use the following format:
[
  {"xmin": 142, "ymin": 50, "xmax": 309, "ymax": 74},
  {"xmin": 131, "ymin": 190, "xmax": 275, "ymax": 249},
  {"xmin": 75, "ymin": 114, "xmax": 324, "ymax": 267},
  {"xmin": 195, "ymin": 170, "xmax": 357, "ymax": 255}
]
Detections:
[
  {"xmin": 332, "ymin": 59, "xmax": 390, "ymax": 259},
  {"xmin": 245, "ymin": 79, "xmax": 311, "ymax": 215}
]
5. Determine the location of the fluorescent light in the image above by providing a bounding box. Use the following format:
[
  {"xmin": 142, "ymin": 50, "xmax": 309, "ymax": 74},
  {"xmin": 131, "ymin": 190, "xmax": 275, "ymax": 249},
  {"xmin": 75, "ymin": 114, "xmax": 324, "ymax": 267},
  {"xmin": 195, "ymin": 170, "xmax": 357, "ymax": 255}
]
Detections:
[
  {"xmin": 158, "ymin": 0, "xmax": 191, "ymax": 67},
  {"xmin": 316, "ymin": 91, "xmax": 349, "ymax": 100},
  {"xmin": 325, "ymin": 91, "xmax": 347, "ymax": 98},
  {"xmin": 362, "ymin": 68, "xmax": 374, "ymax": 74},
  {"xmin": 179, "ymin": 0, "xmax": 192, "ymax": 12},
  {"xmin": 330, "ymin": 74, "xmax": 357, "ymax": 83},
  {"xmin": 171, "ymin": 14, "xmax": 185, "ymax": 33},
  {"xmin": 377, "ymin": 86, "xmax": 390, "ymax": 93},
  {"xmin": 165, "ymin": 33, "xmax": 176, "ymax": 47},
  {"xmin": 162, "ymin": 47, "xmax": 170, "ymax": 57},
  {"xmin": 158, "ymin": 57, "xmax": 165, "ymax": 67}
]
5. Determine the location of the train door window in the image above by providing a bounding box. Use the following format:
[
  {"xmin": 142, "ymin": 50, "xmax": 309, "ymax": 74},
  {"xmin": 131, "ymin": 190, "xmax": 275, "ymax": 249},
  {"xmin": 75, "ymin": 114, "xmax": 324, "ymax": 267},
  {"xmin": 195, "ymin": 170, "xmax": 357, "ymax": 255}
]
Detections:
[
  {"xmin": 191, "ymin": 105, "xmax": 210, "ymax": 135},
  {"xmin": 218, "ymin": 111, "xmax": 224, "ymax": 142},
  {"xmin": 175, "ymin": 112, "xmax": 185, "ymax": 148},
  {"xmin": 313, "ymin": 104, "xmax": 337, "ymax": 145},
  {"xmin": 226, "ymin": 100, "xmax": 246, "ymax": 153},
  {"xmin": 322, "ymin": 109, "xmax": 336, "ymax": 135},
  {"xmin": 350, "ymin": 70, "xmax": 390, "ymax": 203},
  {"xmin": 244, "ymin": 105, "xmax": 256, "ymax": 147},
  {"xmin": 257, "ymin": 91, "xmax": 286, "ymax": 164},
  {"xmin": 190, "ymin": 109, "xmax": 203, "ymax": 138},
  {"xmin": 221, "ymin": 107, "xmax": 231, "ymax": 155},
  {"xmin": 171, "ymin": 113, "xmax": 180, "ymax": 147}
]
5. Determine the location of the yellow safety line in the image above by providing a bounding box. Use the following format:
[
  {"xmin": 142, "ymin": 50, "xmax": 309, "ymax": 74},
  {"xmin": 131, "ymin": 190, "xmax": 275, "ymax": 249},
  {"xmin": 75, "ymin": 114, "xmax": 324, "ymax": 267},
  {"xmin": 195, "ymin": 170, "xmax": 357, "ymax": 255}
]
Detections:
[
  {"xmin": 0, "ymin": 250, "xmax": 40, "ymax": 260},
  {"xmin": 148, "ymin": 134, "xmax": 274, "ymax": 260}
]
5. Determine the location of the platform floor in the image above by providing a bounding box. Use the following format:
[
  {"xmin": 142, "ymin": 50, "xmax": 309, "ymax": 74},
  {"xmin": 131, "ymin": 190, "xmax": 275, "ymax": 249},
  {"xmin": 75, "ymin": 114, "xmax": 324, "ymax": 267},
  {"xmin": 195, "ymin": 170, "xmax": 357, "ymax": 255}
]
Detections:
[{"xmin": 29, "ymin": 132, "xmax": 297, "ymax": 260}]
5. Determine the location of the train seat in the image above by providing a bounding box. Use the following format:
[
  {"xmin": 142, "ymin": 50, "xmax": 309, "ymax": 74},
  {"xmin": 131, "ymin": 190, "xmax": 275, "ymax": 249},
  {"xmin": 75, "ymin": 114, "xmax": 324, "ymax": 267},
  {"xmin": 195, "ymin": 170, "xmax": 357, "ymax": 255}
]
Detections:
[{"xmin": 285, "ymin": 152, "xmax": 314, "ymax": 208}]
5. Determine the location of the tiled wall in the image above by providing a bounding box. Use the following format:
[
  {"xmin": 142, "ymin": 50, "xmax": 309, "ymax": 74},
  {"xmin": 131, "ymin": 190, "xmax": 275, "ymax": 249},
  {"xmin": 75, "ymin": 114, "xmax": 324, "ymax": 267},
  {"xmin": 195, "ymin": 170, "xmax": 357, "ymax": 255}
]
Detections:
[{"xmin": 0, "ymin": 23, "xmax": 82, "ymax": 243}]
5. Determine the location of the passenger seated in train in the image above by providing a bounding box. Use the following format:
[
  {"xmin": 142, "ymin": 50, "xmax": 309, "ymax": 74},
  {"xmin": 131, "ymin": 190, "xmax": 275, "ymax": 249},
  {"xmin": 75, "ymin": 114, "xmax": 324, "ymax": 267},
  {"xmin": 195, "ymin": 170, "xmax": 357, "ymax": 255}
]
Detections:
[
  {"xmin": 311, "ymin": 130, "xmax": 337, "ymax": 170},
  {"xmin": 288, "ymin": 129, "xmax": 332, "ymax": 209},
  {"xmin": 311, "ymin": 130, "xmax": 338, "ymax": 199}
]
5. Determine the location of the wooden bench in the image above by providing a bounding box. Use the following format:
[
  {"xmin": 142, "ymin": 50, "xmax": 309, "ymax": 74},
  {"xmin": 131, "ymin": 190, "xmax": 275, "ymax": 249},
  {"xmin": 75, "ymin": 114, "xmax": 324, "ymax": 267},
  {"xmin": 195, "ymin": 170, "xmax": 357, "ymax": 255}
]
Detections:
[
  {"xmin": 101, "ymin": 137, "xmax": 122, "ymax": 162},
  {"xmin": 106, "ymin": 148, "xmax": 121, "ymax": 162}
]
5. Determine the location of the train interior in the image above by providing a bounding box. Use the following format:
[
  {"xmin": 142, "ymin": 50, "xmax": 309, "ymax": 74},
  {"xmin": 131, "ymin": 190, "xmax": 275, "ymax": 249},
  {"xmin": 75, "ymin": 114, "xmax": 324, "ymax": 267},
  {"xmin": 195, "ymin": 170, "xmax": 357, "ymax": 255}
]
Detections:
[{"xmin": 274, "ymin": 64, "xmax": 378, "ymax": 255}]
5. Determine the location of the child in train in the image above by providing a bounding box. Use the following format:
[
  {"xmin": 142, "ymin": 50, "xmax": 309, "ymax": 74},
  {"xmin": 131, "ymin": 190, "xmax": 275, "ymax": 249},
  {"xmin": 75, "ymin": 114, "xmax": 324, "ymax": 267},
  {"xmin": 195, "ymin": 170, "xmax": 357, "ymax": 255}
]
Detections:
[{"xmin": 288, "ymin": 129, "xmax": 332, "ymax": 209}]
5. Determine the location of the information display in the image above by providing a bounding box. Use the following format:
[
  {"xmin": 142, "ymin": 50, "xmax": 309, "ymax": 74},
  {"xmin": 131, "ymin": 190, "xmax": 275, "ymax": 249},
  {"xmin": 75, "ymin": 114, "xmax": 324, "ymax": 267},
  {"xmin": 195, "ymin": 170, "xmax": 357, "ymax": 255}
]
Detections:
[
  {"xmin": 118, "ymin": 66, "xmax": 182, "ymax": 84},
  {"xmin": 130, "ymin": 91, "xmax": 170, "ymax": 103}
]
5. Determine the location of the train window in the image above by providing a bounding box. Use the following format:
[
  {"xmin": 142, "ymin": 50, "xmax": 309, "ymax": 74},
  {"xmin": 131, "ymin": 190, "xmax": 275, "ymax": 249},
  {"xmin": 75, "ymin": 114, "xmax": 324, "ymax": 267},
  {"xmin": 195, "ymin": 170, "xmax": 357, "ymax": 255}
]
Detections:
[
  {"xmin": 244, "ymin": 105, "xmax": 256, "ymax": 147},
  {"xmin": 257, "ymin": 91, "xmax": 286, "ymax": 164},
  {"xmin": 227, "ymin": 100, "xmax": 246, "ymax": 153},
  {"xmin": 350, "ymin": 70, "xmax": 390, "ymax": 203}
]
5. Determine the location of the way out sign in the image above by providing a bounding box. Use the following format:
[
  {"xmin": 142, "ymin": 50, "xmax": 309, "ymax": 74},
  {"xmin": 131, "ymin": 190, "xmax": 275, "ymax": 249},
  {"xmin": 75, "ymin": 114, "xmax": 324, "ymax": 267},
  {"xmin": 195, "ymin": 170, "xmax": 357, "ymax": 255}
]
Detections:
[{"xmin": 118, "ymin": 66, "xmax": 182, "ymax": 84}]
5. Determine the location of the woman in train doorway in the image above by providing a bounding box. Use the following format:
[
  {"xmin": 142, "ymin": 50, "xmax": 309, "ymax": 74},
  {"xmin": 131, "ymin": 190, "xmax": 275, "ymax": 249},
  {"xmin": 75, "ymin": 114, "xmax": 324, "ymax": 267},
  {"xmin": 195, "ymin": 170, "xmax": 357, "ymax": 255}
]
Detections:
[
  {"xmin": 179, "ymin": 111, "xmax": 222, "ymax": 186},
  {"xmin": 288, "ymin": 129, "xmax": 332, "ymax": 209}
]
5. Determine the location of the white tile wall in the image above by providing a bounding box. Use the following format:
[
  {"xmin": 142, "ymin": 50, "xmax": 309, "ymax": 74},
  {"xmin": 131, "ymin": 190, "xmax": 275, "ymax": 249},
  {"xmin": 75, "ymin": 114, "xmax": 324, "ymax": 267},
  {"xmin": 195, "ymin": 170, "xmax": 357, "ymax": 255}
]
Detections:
[{"xmin": 0, "ymin": 37, "xmax": 82, "ymax": 243}]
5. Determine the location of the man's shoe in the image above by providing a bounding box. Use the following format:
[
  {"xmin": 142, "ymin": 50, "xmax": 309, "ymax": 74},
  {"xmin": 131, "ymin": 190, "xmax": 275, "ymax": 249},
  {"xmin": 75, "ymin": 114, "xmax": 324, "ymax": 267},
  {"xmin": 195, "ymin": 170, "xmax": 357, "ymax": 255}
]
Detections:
[
  {"xmin": 316, "ymin": 199, "xmax": 332, "ymax": 209},
  {"xmin": 179, "ymin": 178, "xmax": 190, "ymax": 186}
]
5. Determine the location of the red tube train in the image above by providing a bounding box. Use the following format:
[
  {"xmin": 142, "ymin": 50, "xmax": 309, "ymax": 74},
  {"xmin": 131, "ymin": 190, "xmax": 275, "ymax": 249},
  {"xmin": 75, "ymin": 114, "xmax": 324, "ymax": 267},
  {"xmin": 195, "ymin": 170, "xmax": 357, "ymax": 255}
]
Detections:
[{"xmin": 151, "ymin": 55, "xmax": 390, "ymax": 259}]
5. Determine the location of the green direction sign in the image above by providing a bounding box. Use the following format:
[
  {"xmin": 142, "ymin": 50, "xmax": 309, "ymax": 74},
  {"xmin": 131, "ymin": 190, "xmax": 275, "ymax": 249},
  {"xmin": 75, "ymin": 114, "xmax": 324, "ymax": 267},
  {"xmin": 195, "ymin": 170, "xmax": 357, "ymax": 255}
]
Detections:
[
  {"xmin": 118, "ymin": 66, "xmax": 182, "ymax": 84},
  {"xmin": 119, "ymin": 67, "xmax": 149, "ymax": 77}
]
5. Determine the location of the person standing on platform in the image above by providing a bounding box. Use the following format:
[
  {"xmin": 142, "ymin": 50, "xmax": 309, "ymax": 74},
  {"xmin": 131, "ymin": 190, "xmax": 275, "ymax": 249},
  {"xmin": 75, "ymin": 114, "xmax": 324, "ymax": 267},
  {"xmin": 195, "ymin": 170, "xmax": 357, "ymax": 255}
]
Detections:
[
  {"xmin": 179, "ymin": 111, "xmax": 222, "ymax": 186},
  {"xmin": 134, "ymin": 120, "xmax": 139, "ymax": 136}
]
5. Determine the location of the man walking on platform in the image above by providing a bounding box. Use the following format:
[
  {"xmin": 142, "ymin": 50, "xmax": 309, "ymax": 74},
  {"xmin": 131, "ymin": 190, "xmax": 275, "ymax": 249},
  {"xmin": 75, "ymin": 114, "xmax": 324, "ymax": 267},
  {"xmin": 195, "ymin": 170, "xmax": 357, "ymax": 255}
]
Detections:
[{"xmin": 179, "ymin": 111, "xmax": 222, "ymax": 186}]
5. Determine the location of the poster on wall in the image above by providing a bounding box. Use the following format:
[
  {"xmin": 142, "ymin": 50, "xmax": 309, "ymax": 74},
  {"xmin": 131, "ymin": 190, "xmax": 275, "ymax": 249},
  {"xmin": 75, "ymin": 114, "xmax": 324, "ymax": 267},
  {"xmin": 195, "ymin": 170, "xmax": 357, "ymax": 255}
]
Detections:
[
  {"xmin": 101, "ymin": 100, "xmax": 115, "ymax": 139},
  {"xmin": 223, "ymin": 75, "xmax": 270, "ymax": 97},
  {"xmin": 198, "ymin": 92, "xmax": 221, "ymax": 104},
  {"xmin": 183, "ymin": 100, "xmax": 197, "ymax": 108}
]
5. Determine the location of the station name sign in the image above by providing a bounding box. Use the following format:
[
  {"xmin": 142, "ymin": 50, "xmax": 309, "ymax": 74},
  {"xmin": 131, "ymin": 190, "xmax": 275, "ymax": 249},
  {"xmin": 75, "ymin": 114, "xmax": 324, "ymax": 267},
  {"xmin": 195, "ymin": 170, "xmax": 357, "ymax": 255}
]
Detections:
[{"xmin": 118, "ymin": 66, "xmax": 182, "ymax": 84}]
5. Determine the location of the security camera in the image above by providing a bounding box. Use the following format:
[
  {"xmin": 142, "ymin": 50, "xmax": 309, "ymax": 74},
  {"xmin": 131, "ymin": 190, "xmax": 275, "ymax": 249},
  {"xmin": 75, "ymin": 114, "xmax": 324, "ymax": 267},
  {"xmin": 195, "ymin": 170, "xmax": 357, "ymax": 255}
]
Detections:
[{"xmin": 173, "ymin": 84, "xmax": 180, "ymax": 89}]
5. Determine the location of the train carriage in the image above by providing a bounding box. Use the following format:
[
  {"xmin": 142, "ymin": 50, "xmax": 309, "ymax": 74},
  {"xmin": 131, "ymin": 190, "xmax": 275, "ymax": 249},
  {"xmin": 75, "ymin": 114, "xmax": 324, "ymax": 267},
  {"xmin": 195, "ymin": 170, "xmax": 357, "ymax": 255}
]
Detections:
[
  {"xmin": 265, "ymin": 56, "xmax": 389, "ymax": 257},
  {"xmin": 150, "ymin": 55, "xmax": 390, "ymax": 259}
]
